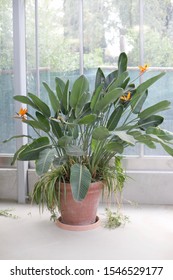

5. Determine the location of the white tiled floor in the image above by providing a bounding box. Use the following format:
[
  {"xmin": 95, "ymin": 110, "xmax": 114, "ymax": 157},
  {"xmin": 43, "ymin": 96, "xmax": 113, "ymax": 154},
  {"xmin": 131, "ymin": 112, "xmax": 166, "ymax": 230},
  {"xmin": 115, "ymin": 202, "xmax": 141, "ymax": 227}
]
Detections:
[{"xmin": 0, "ymin": 201, "xmax": 173, "ymax": 260}]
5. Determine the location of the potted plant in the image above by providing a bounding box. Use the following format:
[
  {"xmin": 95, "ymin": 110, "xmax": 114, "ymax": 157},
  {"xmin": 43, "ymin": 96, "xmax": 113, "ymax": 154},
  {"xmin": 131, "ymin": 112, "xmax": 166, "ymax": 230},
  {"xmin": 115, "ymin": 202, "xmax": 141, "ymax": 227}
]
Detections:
[{"xmin": 5, "ymin": 52, "xmax": 173, "ymax": 230}]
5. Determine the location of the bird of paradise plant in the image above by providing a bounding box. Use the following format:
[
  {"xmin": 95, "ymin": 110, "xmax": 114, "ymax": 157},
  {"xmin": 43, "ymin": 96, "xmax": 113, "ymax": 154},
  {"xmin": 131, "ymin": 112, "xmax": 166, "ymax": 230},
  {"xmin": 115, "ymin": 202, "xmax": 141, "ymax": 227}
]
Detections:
[{"xmin": 4, "ymin": 52, "xmax": 173, "ymax": 218}]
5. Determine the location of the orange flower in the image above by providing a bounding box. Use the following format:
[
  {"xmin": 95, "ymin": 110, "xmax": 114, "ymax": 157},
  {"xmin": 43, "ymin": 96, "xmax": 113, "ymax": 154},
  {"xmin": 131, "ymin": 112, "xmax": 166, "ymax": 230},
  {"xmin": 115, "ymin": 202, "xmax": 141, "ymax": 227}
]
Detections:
[
  {"xmin": 17, "ymin": 108, "xmax": 28, "ymax": 119},
  {"xmin": 120, "ymin": 91, "xmax": 131, "ymax": 102},
  {"xmin": 18, "ymin": 108, "xmax": 28, "ymax": 116},
  {"xmin": 138, "ymin": 64, "xmax": 149, "ymax": 73}
]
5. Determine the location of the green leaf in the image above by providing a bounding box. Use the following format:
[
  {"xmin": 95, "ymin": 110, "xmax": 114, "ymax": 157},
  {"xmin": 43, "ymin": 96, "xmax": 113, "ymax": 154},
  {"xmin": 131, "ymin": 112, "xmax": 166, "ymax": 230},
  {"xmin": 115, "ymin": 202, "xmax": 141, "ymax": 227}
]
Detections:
[
  {"xmin": 130, "ymin": 90, "xmax": 148, "ymax": 114},
  {"xmin": 118, "ymin": 52, "xmax": 128, "ymax": 76},
  {"xmin": 112, "ymin": 131, "xmax": 136, "ymax": 145},
  {"xmin": 107, "ymin": 71, "xmax": 129, "ymax": 92},
  {"xmin": 70, "ymin": 75, "xmax": 89, "ymax": 109},
  {"xmin": 77, "ymin": 114, "xmax": 97, "ymax": 124},
  {"xmin": 134, "ymin": 134, "xmax": 156, "ymax": 149},
  {"xmin": 105, "ymin": 142, "xmax": 124, "ymax": 154},
  {"xmin": 3, "ymin": 134, "xmax": 33, "ymax": 143},
  {"xmin": 55, "ymin": 77, "xmax": 65, "ymax": 100},
  {"xmin": 17, "ymin": 137, "xmax": 50, "ymax": 160},
  {"xmin": 94, "ymin": 88, "xmax": 124, "ymax": 113},
  {"xmin": 11, "ymin": 144, "xmax": 28, "ymax": 165},
  {"xmin": 90, "ymin": 84, "xmax": 103, "ymax": 111},
  {"xmin": 160, "ymin": 143, "xmax": 173, "ymax": 156},
  {"xmin": 70, "ymin": 163, "xmax": 92, "ymax": 201},
  {"xmin": 35, "ymin": 148, "xmax": 56, "ymax": 176},
  {"xmin": 139, "ymin": 100, "xmax": 171, "ymax": 119},
  {"xmin": 104, "ymin": 70, "xmax": 118, "ymax": 88},
  {"xmin": 23, "ymin": 119, "xmax": 49, "ymax": 133},
  {"xmin": 13, "ymin": 95, "xmax": 38, "ymax": 109},
  {"xmin": 58, "ymin": 136, "xmax": 72, "ymax": 147},
  {"xmin": 75, "ymin": 91, "xmax": 90, "ymax": 117},
  {"xmin": 107, "ymin": 105, "xmax": 123, "ymax": 131},
  {"xmin": 92, "ymin": 126, "xmax": 110, "ymax": 140},
  {"xmin": 136, "ymin": 72, "xmax": 165, "ymax": 94},
  {"xmin": 65, "ymin": 145, "xmax": 85, "ymax": 157},
  {"xmin": 138, "ymin": 115, "xmax": 164, "ymax": 130},
  {"xmin": 28, "ymin": 93, "xmax": 51, "ymax": 117},
  {"xmin": 36, "ymin": 111, "xmax": 50, "ymax": 132},
  {"xmin": 146, "ymin": 127, "xmax": 173, "ymax": 141},
  {"xmin": 95, "ymin": 67, "xmax": 105, "ymax": 89},
  {"xmin": 50, "ymin": 119, "xmax": 63, "ymax": 139},
  {"xmin": 42, "ymin": 81, "xmax": 60, "ymax": 114},
  {"xmin": 62, "ymin": 80, "xmax": 70, "ymax": 114}
]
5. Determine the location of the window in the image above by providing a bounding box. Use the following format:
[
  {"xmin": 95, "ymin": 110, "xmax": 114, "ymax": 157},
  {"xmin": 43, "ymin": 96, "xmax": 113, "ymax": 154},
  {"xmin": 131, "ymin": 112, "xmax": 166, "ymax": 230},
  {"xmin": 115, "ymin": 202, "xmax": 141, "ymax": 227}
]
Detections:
[{"xmin": 0, "ymin": 1, "xmax": 173, "ymax": 169}]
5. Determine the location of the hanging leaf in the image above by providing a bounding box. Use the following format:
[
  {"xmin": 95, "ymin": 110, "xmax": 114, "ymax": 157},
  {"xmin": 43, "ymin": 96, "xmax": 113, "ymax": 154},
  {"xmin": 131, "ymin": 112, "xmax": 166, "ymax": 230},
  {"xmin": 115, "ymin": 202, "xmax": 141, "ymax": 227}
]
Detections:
[
  {"xmin": 70, "ymin": 163, "xmax": 91, "ymax": 201},
  {"xmin": 17, "ymin": 137, "xmax": 50, "ymax": 160},
  {"xmin": 35, "ymin": 148, "xmax": 56, "ymax": 176},
  {"xmin": 146, "ymin": 127, "xmax": 173, "ymax": 141},
  {"xmin": 112, "ymin": 131, "xmax": 136, "ymax": 145}
]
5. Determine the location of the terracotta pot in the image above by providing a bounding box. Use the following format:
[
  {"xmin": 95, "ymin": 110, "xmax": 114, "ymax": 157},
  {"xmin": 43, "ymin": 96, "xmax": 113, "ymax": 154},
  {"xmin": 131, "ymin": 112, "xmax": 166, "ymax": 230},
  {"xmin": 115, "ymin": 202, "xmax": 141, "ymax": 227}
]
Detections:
[{"xmin": 59, "ymin": 181, "xmax": 103, "ymax": 226}]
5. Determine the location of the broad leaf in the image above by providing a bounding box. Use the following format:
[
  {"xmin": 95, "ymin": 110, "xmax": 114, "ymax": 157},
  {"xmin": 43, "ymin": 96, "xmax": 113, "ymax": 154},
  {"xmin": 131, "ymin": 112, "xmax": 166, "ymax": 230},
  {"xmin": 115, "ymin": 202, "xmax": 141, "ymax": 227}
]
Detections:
[
  {"xmin": 138, "ymin": 115, "xmax": 164, "ymax": 130},
  {"xmin": 17, "ymin": 137, "xmax": 50, "ymax": 160},
  {"xmin": 50, "ymin": 119, "xmax": 63, "ymax": 139},
  {"xmin": 13, "ymin": 95, "xmax": 37, "ymax": 109},
  {"xmin": 146, "ymin": 127, "xmax": 173, "ymax": 141},
  {"xmin": 62, "ymin": 80, "xmax": 70, "ymax": 114},
  {"xmin": 105, "ymin": 142, "xmax": 124, "ymax": 154},
  {"xmin": 112, "ymin": 131, "xmax": 136, "ymax": 145},
  {"xmin": 136, "ymin": 72, "xmax": 165, "ymax": 94},
  {"xmin": 23, "ymin": 119, "xmax": 49, "ymax": 133},
  {"xmin": 77, "ymin": 114, "xmax": 97, "ymax": 124},
  {"xmin": 55, "ymin": 77, "xmax": 65, "ymax": 100},
  {"xmin": 28, "ymin": 93, "xmax": 51, "ymax": 117},
  {"xmin": 139, "ymin": 100, "xmax": 171, "ymax": 119},
  {"xmin": 58, "ymin": 135, "xmax": 72, "ymax": 147},
  {"xmin": 107, "ymin": 105, "xmax": 123, "ymax": 131},
  {"xmin": 130, "ymin": 90, "xmax": 148, "ymax": 114},
  {"xmin": 36, "ymin": 111, "xmax": 50, "ymax": 132},
  {"xmin": 160, "ymin": 143, "xmax": 173, "ymax": 156},
  {"xmin": 35, "ymin": 148, "xmax": 56, "ymax": 175},
  {"xmin": 94, "ymin": 88, "xmax": 124, "ymax": 113},
  {"xmin": 90, "ymin": 84, "xmax": 103, "ymax": 111},
  {"xmin": 65, "ymin": 145, "xmax": 85, "ymax": 156},
  {"xmin": 42, "ymin": 81, "xmax": 60, "ymax": 114},
  {"xmin": 95, "ymin": 67, "xmax": 105, "ymax": 89},
  {"xmin": 104, "ymin": 70, "xmax": 118, "ymax": 88},
  {"xmin": 70, "ymin": 163, "xmax": 92, "ymax": 201},
  {"xmin": 70, "ymin": 75, "xmax": 89, "ymax": 109},
  {"xmin": 118, "ymin": 52, "xmax": 128, "ymax": 76},
  {"xmin": 107, "ymin": 71, "xmax": 129, "ymax": 92},
  {"xmin": 92, "ymin": 126, "xmax": 110, "ymax": 140}
]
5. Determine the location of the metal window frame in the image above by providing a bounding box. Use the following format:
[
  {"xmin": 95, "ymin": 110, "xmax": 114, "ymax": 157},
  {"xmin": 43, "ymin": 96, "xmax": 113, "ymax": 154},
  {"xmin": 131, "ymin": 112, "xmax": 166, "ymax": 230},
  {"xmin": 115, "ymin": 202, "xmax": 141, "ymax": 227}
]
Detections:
[{"xmin": 13, "ymin": 0, "xmax": 28, "ymax": 203}]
